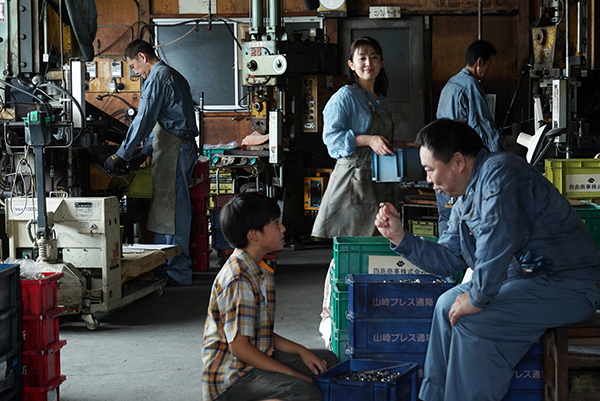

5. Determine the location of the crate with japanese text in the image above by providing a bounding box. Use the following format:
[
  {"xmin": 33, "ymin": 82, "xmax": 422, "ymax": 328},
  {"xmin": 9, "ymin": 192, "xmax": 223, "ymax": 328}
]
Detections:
[
  {"xmin": 314, "ymin": 359, "xmax": 418, "ymax": 401},
  {"xmin": 333, "ymin": 237, "xmax": 431, "ymax": 282},
  {"xmin": 347, "ymin": 313, "xmax": 433, "ymax": 355},
  {"xmin": 346, "ymin": 274, "xmax": 454, "ymax": 319},
  {"xmin": 545, "ymin": 158, "xmax": 600, "ymax": 198},
  {"xmin": 507, "ymin": 354, "xmax": 544, "ymax": 391}
]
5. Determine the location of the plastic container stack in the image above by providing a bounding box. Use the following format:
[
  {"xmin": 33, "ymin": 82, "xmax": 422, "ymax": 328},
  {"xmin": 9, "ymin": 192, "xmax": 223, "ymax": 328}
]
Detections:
[
  {"xmin": 0, "ymin": 264, "xmax": 22, "ymax": 400},
  {"xmin": 20, "ymin": 271, "xmax": 66, "ymax": 401},
  {"xmin": 189, "ymin": 160, "xmax": 211, "ymax": 272}
]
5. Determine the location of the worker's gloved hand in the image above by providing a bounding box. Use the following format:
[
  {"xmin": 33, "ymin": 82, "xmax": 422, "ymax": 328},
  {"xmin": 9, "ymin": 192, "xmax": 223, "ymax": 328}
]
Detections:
[
  {"xmin": 128, "ymin": 149, "xmax": 147, "ymax": 170},
  {"xmin": 103, "ymin": 154, "xmax": 127, "ymax": 174}
]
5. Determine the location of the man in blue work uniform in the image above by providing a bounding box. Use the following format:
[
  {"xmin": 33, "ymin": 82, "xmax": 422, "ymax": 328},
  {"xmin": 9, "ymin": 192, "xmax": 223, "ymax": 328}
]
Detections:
[
  {"xmin": 104, "ymin": 39, "xmax": 198, "ymax": 286},
  {"xmin": 436, "ymin": 39, "xmax": 503, "ymax": 234},
  {"xmin": 375, "ymin": 119, "xmax": 600, "ymax": 401}
]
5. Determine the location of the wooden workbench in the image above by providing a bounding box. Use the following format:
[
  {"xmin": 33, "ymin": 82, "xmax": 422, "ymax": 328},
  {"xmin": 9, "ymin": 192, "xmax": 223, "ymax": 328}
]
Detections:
[{"xmin": 120, "ymin": 245, "xmax": 182, "ymax": 284}]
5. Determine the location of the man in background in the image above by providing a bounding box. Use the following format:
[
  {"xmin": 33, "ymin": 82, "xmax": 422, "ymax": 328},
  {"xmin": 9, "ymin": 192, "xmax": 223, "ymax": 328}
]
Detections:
[
  {"xmin": 104, "ymin": 39, "xmax": 198, "ymax": 286},
  {"xmin": 436, "ymin": 39, "xmax": 503, "ymax": 234}
]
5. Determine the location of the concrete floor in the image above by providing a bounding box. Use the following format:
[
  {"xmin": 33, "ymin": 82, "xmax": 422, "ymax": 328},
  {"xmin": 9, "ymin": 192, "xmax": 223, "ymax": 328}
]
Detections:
[{"xmin": 58, "ymin": 244, "xmax": 333, "ymax": 401}]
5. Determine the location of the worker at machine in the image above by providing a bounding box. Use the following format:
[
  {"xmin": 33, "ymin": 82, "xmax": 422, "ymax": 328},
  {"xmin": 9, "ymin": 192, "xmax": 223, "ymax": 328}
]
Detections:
[
  {"xmin": 311, "ymin": 36, "xmax": 413, "ymax": 239},
  {"xmin": 103, "ymin": 39, "xmax": 199, "ymax": 286},
  {"xmin": 201, "ymin": 193, "xmax": 338, "ymax": 401},
  {"xmin": 436, "ymin": 39, "xmax": 503, "ymax": 235},
  {"xmin": 375, "ymin": 119, "xmax": 600, "ymax": 401}
]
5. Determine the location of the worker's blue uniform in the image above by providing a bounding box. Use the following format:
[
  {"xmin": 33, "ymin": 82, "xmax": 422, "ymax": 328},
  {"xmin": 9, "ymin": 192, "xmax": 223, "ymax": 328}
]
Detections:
[
  {"xmin": 116, "ymin": 60, "xmax": 198, "ymax": 285},
  {"xmin": 392, "ymin": 149, "xmax": 600, "ymax": 400},
  {"xmin": 436, "ymin": 67, "xmax": 503, "ymax": 235}
]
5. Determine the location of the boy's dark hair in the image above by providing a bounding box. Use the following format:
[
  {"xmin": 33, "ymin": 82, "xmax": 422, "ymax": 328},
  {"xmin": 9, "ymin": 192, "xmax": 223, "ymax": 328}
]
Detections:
[
  {"xmin": 124, "ymin": 39, "xmax": 157, "ymax": 61},
  {"xmin": 346, "ymin": 36, "xmax": 389, "ymax": 97},
  {"xmin": 415, "ymin": 119, "xmax": 484, "ymax": 164},
  {"xmin": 465, "ymin": 40, "xmax": 497, "ymax": 67},
  {"xmin": 220, "ymin": 193, "xmax": 281, "ymax": 249}
]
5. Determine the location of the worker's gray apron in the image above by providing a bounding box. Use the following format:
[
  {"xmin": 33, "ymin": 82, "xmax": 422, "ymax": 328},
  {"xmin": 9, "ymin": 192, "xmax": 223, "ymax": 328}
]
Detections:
[
  {"xmin": 147, "ymin": 123, "xmax": 179, "ymax": 235},
  {"xmin": 311, "ymin": 102, "xmax": 396, "ymax": 238}
]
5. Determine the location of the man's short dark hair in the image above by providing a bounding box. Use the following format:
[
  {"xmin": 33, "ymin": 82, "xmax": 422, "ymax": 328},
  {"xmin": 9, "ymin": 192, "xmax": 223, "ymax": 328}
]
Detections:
[
  {"xmin": 220, "ymin": 193, "xmax": 282, "ymax": 249},
  {"xmin": 415, "ymin": 119, "xmax": 484, "ymax": 164},
  {"xmin": 465, "ymin": 40, "xmax": 497, "ymax": 67},
  {"xmin": 124, "ymin": 39, "xmax": 157, "ymax": 61}
]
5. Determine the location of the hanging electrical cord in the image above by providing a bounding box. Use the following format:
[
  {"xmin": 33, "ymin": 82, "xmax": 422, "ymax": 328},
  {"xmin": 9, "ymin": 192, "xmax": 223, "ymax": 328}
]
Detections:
[
  {"xmin": 0, "ymin": 79, "xmax": 53, "ymax": 115},
  {"xmin": 96, "ymin": 93, "xmax": 136, "ymax": 110}
]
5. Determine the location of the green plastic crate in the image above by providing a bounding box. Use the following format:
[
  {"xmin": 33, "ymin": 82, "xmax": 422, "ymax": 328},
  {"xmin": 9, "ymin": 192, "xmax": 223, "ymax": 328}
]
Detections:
[
  {"xmin": 573, "ymin": 201, "xmax": 600, "ymax": 250},
  {"xmin": 545, "ymin": 158, "xmax": 600, "ymax": 198},
  {"xmin": 332, "ymin": 237, "xmax": 428, "ymax": 281},
  {"xmin": 331, "ymin": 328, "xmax": 348, "ymax": 362},
  {"xmin": 331, "ymin": 281, "xmax": 348, "ymax": 331}
]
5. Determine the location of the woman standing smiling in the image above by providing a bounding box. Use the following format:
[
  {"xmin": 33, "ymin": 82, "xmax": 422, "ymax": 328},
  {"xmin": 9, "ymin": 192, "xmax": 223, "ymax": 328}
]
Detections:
[{"xmin": 312, "ymin": 36, "xmax": 410, "ymax": 239}]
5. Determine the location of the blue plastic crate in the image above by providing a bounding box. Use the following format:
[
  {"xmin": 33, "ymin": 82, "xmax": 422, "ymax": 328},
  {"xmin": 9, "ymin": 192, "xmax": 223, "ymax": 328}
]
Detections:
[
  {"xmin": 212, "ymin": 227, "xmax": 233, "ymax": 250},
  {"xmin": 315, "ymin": 359, "xmax": 418, "ymax": 401},
  {"xmin": 371, "ymin": 149, "xmax": 425, "ymax": 183},
  {"xmin": 347, "ymin": 274, "xmax": 454, "ymax": 319},
  {"xmin": 347, "ymin": 313, "xmax": 432, "ymax": 354},
  {"xmin": 346, "ymin": 348, "xmax": 426, "ymax": 390},
  {"xmin": 501, "ymin": 390, "xmax": 543, "ymax": 401},
  {"xmin": 0, "ymin": 264, "xmax": 19, "ymax": 314},
  {"xmin": 0, "ymin": 348, "xmax": 21, "ymax": 397}
]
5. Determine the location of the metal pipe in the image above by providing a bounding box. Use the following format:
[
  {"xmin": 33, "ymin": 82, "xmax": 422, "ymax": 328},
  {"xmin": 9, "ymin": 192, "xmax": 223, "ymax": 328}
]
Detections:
[
  {"xmin": 478, "ymin": 0, "xmax": 483, "ymax": 39},
  {"xmin": 565, "ymin": 0, "xmax": 570, "ymax": 78},
  {"xmin": 269, "ymin": 0, "xmax": 281, "ymax": 29},
  {"xmin": 251, "ymin": 0, "xmax": 263, "ymax": 31}
]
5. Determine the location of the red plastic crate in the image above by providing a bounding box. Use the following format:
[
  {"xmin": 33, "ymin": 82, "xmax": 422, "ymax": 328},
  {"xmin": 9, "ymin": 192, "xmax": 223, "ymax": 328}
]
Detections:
[
  {"xmin": 190, "ymin": 253, "xmax": 211, "ymax": 272},
  {"xmin": 190, "ymin": 161, "xmax": 210, "ymax": 197},
  {"xmin": 190, "ymin": 234, "xmax": 210, "ymax": 255},
  {"xmin": 23, "ymin": 374, "xmax": 66, "ymax": 401},
  {"xmin": 21, "ymin": 272, "xmax": 64, "ymax": 315},
  {"xmin": 22, "ymin": 307, "xmax": 65, "ymax": 351},
  {"xmin": 191, "ymin": 216, "xmax": 209, "ymax": 235},
  {"xmin": 213, "ymin": 194, "xmax": 237, "ymax": 209},
  {"xmin": 22, "ymin": 340, "xmax": 66, "ymax": 387},
  {"xmin": 191, "ymin": 196, "xmax": 208, "ymax": 217}
]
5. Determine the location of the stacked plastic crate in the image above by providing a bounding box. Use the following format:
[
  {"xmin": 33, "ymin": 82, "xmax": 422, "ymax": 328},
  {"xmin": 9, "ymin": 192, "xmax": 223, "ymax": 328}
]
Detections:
[
  {"xmin": 332, "ymin": 237, "xmax": 544, "ymax": 400},
  {"xmin": 345, "ymin": 273, "xmax": 454, "ymax": 392},
  {"xmin": 0, "ymin": 264, "xmax": 22, "ymax": 400},
  {"xmin": 20, "ymin": 272, "xmax": 66, "ymax": 401},
  {"xmin": 189, "ymin": 160, "xmax": 211, "ymax": 272},
  {"xmin": 329, "ymin": 237, "xmax": 432, "ymax": 365}
]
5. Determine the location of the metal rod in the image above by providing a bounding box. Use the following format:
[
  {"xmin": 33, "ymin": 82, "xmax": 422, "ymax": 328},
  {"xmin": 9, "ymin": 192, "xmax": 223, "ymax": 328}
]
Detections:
[{"xmin": 478, "ymin": 0, "xmax": 483, "ymax": 39}]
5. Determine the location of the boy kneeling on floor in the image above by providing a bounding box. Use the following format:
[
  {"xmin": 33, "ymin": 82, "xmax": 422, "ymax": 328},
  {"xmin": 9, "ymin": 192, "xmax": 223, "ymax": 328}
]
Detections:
[{"xmin": 202, "ymin": 193, "xmax": 338, "ymax": 401}]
